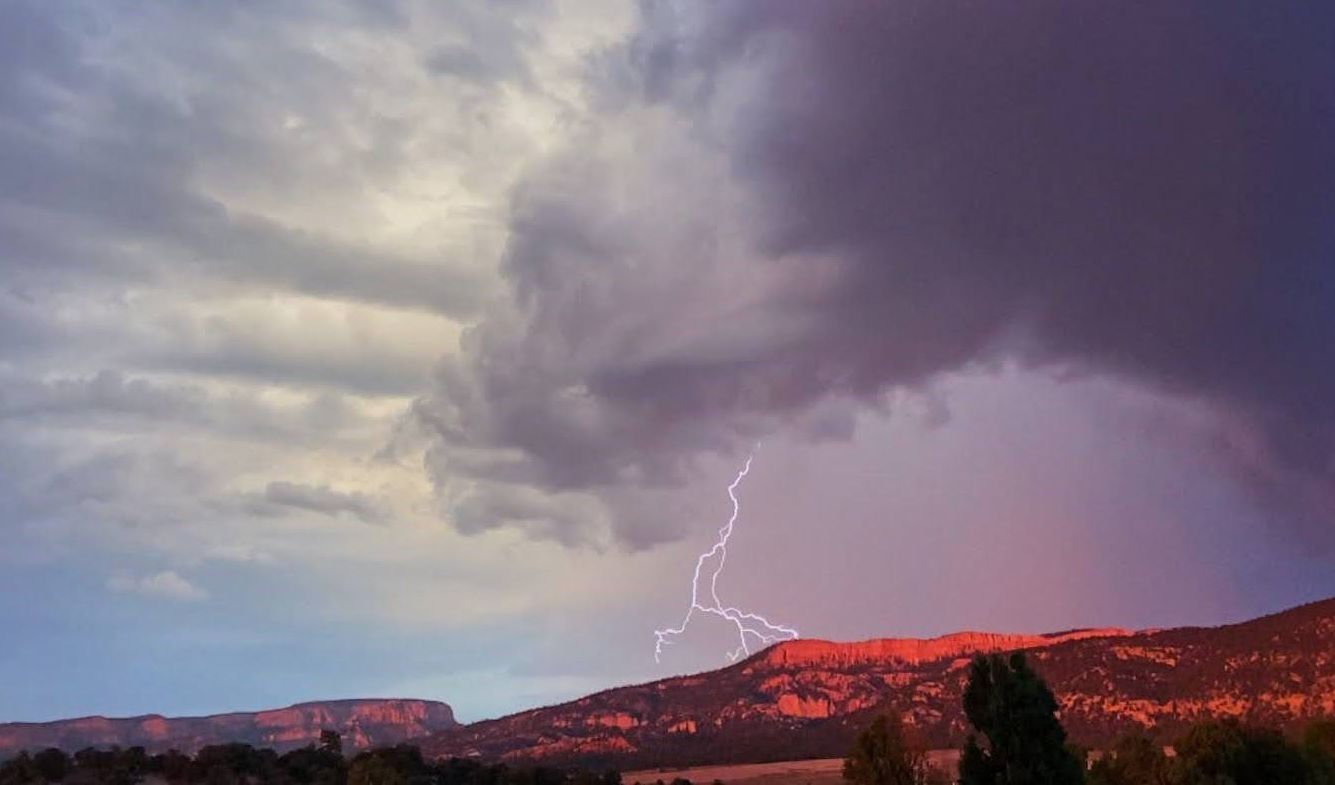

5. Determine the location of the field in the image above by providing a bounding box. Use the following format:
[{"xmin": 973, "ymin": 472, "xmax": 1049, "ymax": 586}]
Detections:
[
  {"xmin": 625, "ymin": 758, "xmax": 845, "ymax": 785},
  {"xmin": 625, "ymin": 753, "xmax": 960, "ymax": 785}
]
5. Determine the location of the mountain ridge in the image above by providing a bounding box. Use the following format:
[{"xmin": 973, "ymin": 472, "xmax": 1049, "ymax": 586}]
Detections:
[
  {"xmin": 7, "ymin": 598, "xmax": 1334, "ymax": 767},
  {"xmin": 0, "ymin": 699, "xmax": 457, "ymax": 756},
  {"xmin": 419, "ymin": 597, "xmax": 1335, "ymax": 768}
]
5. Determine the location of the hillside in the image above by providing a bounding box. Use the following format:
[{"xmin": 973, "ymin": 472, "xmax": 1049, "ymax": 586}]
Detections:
[
  {"xmin": 0, "ymin": 699, "xmax": 456, "ymax": 756},
  {"xmin": 420, "ymin": 598, "xmax": 1335, "ymax": 768}
]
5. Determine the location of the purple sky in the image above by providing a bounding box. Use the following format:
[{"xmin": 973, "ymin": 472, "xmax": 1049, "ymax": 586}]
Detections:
[{"xmin": 2, "ymin": 1, "xmax": 1334, "ymax": 724}]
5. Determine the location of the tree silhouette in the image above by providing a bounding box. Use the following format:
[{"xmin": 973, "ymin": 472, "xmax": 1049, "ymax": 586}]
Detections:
[
  {"xmin": 319, "ymin": 732, "xmax": 344, "ymax": 758},
  {"xmin": 1086, "ymin": 734, "xmax": 1167, "ymax": 785},
  {"xmin": 1306, "ymin": 719, "xmax": 1335, "ymax": 785},
  {"xmin": 957, "ymin": 652, "xmax": 1084, "ymax": 785},
  {"xmin": 1171, "ymin": 720, "xmax": 1308, "ymax": 785},
  {"xmin": 843, "ymin": 714, "xmax": 936, "ymax": 785},
  {"xmin": 30, "ymin": 750, "xmax": 70, "ymax": 784}
]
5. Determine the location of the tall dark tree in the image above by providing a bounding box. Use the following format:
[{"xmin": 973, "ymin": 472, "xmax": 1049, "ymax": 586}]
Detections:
[
  {"xmin": 843, "ymin": 714, "xmax": 936, "ymax": 785},
  {"xmin": 957, "ymin": 652, "xmax": 1084, "ymax": 785}
]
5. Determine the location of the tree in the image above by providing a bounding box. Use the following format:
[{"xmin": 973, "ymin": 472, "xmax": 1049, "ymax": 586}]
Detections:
[
  {"xmin": 570, "ymin": 769, "xmax": 622, "ymax": 785},
  {"xmin": 1307, "ymin": 720, "xmax": 1335, "ymax": 785},
  {"xmin": 0, "ymin": 752, "xmax": 38, "ymax": 785},
  {"xmin": 279, "ymin": 742, "xmax": 346, "ymax": 785},
  {"xmin": 319, "ymin": 731, "xmax": 343, "ymax": 758},
  {"xmin": 31, "ymin": 749, "xmax": 71, "ymax": 783},
  {"xmin": 347, "ymin": 746, "xmax": 427, "ymax": 785},
  {"xmin": 1170, "ymin": 720, "xmax": 1308, "ymax": 785},
  {"xmin": 152, "ymin": 750, "xmax": 193, "ymax": 783},
  {"xmin": 1087, "ymin": 734, "xmax": 1167, "ymax": 785},
  {"xmin": 64, "ymin": 747, "xmax": 140, "ymax": 785},
  {"xmin": 348, "ymin": 755, "xmax": 407, "ymax": 785},
  {"xmin": 844, "ymin": 714, "xmax": 936, "ymax": 785},
  {"xmin": 957, "ymin": 652, "xmax": 1085, "ymax": 785}
]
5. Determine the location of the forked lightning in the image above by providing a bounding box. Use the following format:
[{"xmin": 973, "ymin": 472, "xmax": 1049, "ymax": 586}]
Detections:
[{"xmin": 653, "ymin": 454, "xmax": 799, "ymax": 663}]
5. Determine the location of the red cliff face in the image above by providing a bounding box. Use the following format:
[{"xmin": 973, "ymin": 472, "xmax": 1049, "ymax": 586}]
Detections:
[
  {"xmin": 421, "ymin": 598, "xmax": 1335, "ymax": 769},
  {"xmin": 760, "ymin": 628, "xmax": 1134, "ymax": 668},
  {"xmin": 0, "ymin": 699, "xmax": 457, "ymax": 756}
]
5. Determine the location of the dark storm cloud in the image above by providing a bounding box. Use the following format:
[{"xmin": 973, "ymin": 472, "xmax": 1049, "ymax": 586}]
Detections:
[
  {"xmin": 419, "ymin": 1, "xmax": 1335, "ymax": 545},
  {"xmin": 696, "ymin": 1, "xmax": 1335, "ymax": 394},
  {"xmin": 688, "ymin": 1, "xmax": 1335, "ymax": 528}
]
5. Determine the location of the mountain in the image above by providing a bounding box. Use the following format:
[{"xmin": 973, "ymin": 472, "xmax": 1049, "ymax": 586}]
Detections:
[
  {"xmin": 0, "ymin": 699, "xmax": 457, "ymax": 756},
  {"xmin": 420, "ymin": 598, "xmax": 1335, "ymax": 768}
]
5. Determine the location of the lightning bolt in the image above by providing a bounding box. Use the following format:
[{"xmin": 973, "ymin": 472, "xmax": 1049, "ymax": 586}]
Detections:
[{"xmin": 653, "ymin": 454, "xmax": 799, "ymax": 663}]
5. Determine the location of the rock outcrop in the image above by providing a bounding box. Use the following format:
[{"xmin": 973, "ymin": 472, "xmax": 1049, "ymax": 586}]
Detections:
[
  {"xmin": 420, "ymin": 598, "xmax": 1335, "ymax": 769},
  {"xmin": 759, "ymin": 628, "xmax": 1133, "ymax": 669},
  {"xmin": 0, "ymin": 699, "xmax": 457, "ymax": 756}
]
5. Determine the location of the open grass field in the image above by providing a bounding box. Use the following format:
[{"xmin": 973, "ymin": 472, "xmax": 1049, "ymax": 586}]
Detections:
[
  {"xmin": 626, "ymin": 753, "xmax": 960, "ymax": 785},
  {"xmin": 625, "ymin": 758, "xmax": 846, "ymax": 785}
]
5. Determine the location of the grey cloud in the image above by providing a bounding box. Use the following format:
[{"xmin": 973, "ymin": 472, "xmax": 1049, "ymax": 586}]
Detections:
[
  {"xmin": 0, "ymin": 370, "xmax": 193, "ymax": 421},
  {"xmin": 145, "ymin": 317, "xmax": 433, "ymax": 398},
  {"xmin": 426, "ymin": 6, "xmax": 537, "ymax": 89},
  {"xmin": 259, "ymin": 481, "xmax": 389, "ymax": 525},
  {"xmin": 449, "ymin": 481, "xmax": 606, "ymax": 546},
  {"xmin": 412, "ymin": 118, "xmax": 827, "ymax": 546},
  {"xmin": 417, "ymin": 2, "xmax": 1335, "ymax": 547},
  {"xmin": 0, "ymin": 1, "xmax": 563, "ymax": 577},
  {"xmin": 0, "ymin": 369, "xmax": 377, "ymax": 444},
  {"xmin": 427, "ymin": 46, "xmax": 518, "ymax": 84},
  {"xmin": 0, "ymin": 1, "xmax": 496, "ymax": 319},
  {"xmin": 425, "ymin": 0, "xmax": 544, "ymax": 80},
  {"xmin": 17, "ymin": 448, "xmax": 213, "ymax": 535},
  {"xmin": 0, "ymin": 116, "xmax": 490, "ymax": 317}
]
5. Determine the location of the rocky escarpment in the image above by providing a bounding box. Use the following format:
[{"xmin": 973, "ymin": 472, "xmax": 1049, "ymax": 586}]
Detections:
[
  {"xmin": 0, "ymin": 699, "xmax": 457, "ymax": 756},
  {"xmin": 420, "ymin": 598, "xmax": 1335, "ymax": 768},
  {"xmin": 761, "ymin": 628, "xmax": 1133, "ymax": 669}
]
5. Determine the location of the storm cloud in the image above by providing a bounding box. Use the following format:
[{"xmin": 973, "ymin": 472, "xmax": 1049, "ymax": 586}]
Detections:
[
  {"xmin": 4, "ymin": 0, "xmax": 1334, "ymax": 726},
  {"xmin": 418, "ymin": 1, "xmax": 1335, "ymax": 546}
]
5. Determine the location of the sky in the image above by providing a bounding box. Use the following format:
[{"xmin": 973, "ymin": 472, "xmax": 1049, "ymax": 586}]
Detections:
[{"xmin": 3, "ymin": 1, "xmax": 1335, "ymax": 724}]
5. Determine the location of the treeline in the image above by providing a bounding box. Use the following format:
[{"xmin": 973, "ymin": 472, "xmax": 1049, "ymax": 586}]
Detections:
[
  {"xmin": 0, "ymin": 733, "xmax": 623, "ymax": 785},
  {"xmin": 1086, "ymin": 720, "xmax": 1335, "ymax": 785},
  {"xmin": 845, "ymin": 652, "xmax": 1335, "ymax": 784}
]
